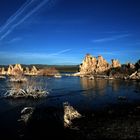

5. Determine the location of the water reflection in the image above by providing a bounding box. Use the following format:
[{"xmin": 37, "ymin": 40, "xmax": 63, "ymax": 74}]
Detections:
[
  {"xmin": 80, "ymin": 78, "xmax": 124, "ymax": 98},
  {"xmin": 80, "ymin": 77, "xmax": 140, "ymax": 100},
  {"xmin": 108, "ymin": 80, "xmax": 120, "ymax": 92},
  {"xmin": 80, "ymin": 78, "xmax": 108, "ymax": 96}
]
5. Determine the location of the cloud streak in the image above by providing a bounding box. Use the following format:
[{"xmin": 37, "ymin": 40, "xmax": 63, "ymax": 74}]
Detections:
[
  {"xmin": 8, "ymin": 37, "xmax": 22, "ymax": 43},
  {"xmin": 92, "ymin": 34, "xmax": 130, "ymax": 43},
  {"xmin": 0, "ymin": 0, "xmax": 34, "ymax": 34},
  {"xmin": 0, "ymin": 49, "xmax": 71, "ymax": 59},
  {"xmin": 0, "ymin": 0, "xmax": 50, "ymax": 41},
  {"xmin": 47, "ymin": 49, "xmax": 71, "ymax": 56}
]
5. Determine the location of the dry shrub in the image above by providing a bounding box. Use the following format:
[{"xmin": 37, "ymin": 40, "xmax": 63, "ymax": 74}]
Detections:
[
  {"xmin": 38, "ymin": 67, "xmax": 59, "ymax": 76},
  {"xmin": 5, "ymin": 78, "xmax": 48, "ymax": 98}
]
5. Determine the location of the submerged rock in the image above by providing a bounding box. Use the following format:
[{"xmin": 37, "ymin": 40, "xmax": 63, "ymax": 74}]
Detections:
[
  {"xmin": 9, "ymin": 76, "xmax": 27, "ymax": 83},
  {"xmin": 118, "ymin": 96, "xmax": 127, "ymax": 101},
  {"xmin": 19, "ymin": 107, "xmax": 35, "ymax": 124},
  {"xmin": 0, "ymin": 76, "xmax": 6, "ymax": 79}
]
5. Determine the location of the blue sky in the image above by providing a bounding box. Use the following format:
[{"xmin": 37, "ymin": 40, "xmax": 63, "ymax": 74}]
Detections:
[{"xmin": 0, "ymin": 0, "xmax": 140, "ymax": 65}]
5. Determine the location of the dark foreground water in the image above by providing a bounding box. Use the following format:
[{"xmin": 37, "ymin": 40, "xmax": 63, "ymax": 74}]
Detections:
[{"xmin": 0, "ymin": 76, "xmax": 140, "ymax": 139}]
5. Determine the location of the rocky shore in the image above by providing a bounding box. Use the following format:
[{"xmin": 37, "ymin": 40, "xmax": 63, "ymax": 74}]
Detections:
[
  {"xmin": 0, "ymin": 64, "xmax": 59, "ymax": 76},
  {"xmin": 6, "ymin": 101, "xmax": 140, "ymax": 140},
  {"xmin": 74, "ymin": 54, "xmax": 140, "ymax": 81}
]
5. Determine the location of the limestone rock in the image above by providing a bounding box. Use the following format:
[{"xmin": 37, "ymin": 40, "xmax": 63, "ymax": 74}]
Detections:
[
  {"xmin": 0, "ymin": 67, "xmax": 6, "ymax": 75},
  {"xmin": 111, "ymin": 59, "xmax": 121, "ymax": 68},
  {"xmin": 24, "ymin": 67, "xmax": 30, "ymax": 75},
  {"xmin": 30, "ymin": 66, "xmax": 38, "ymax": 75},
  {"xmin": 96, "ymin": 56, "xmax": 110, "ymax": 73},
  {"xmin": 63, "ymin": 102, "xmax": 81, "ymax": 127},
  {"xmin": 7, "ymin": 65, "xmax": 14, "ymax": 75},
  {"xmin": 7, "ymin": 64, "xmax": 23, "ymax": 75},
  {"xmin": 14, "ymin": 64, "xmax": 23, "ymax": 72},
  {"xmin": 127, "ymin": 63, "xmax": 135, "ymax": 69},
  {"xmin": 129, "ymin": 71, "xmax": 140, "ymax": 80},
  {"xmin": 79, "ymin": 54, "xmax": 110, "ymax": 74}
]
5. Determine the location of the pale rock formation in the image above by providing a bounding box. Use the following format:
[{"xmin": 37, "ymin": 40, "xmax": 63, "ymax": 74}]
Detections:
[
  {"xmin": 30, "ymin": 66, "xmax": 38, "ymax": 75},
  {"xmin": 24, "ymin": 67, "xmax": 30, "ymax": 75},
  {"xmin": 14, "ymin": 64, "xmax": 23, "ymax": 72},
  {"xmin": 6, "ymin": 64, "xmax": 24, "ymax": 75},
  {"xmin": 7, "ymin": 65, "xmax": 14, "ymax": 75},
  {"xmin": 63, "ymin": 102, "xmax": 81, "ymax": 127},
  {"xmin": 79, "ymin": 54, "xmax": 110, "ymax": 74},
  {"xmin": 129, "ymin": 70, "xmax": 140, "ymax": 80},
  {"xmin": 111, "ymin": 59, "xmax": 121, "ymax": 68},
  {"xmin": 127, "ymin": 63, "xmax": 135, "ymax": 69},
  {"xmin": 96, "ymin": 56, "xmax": 110, "ymax": 73},
  {"xmin": 80, "ymin": 54, "xmax": 97, "ymax": 74},
  {"xmin": 1, "ymin": 67, "xmax": 6, "ymax": 75}
]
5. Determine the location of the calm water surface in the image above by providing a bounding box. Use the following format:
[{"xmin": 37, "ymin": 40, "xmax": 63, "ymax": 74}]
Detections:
[
  {"xmin": 0, "ymin": 76, "xmax": 140, "ymax": 112},
  {"xmin": 0, "ymin": 76, "xmax": 140, "ymax": 138}
]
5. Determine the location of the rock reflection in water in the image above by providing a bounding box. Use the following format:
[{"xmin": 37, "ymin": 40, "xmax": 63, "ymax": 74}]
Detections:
[
  {"xmin": 80, "ymin": 78, "xmax": 122, "ymax": 97},
  {"xmin": 108, "ymin": 80, "xmax": 120, "ymax": 92}
]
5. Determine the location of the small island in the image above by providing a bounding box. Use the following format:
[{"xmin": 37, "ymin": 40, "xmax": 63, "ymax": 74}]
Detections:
[{"xmin": 74, "ymin": 54, "xmax": 140, "ymax": 81}]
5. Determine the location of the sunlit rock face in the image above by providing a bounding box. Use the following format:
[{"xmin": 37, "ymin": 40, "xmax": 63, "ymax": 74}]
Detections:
[
  {"xmin": 7, "ymin": 65, "xmax": 14, "ymax": 75},
  {"xmin": 96, "ymin": 56, "xmax": 110, "ymax": 73},
  {"xmin": 80, "ymin": 54, "xmax": 97, "ymax": 74},
  {"xmin": 63, "ymin": 102, "xmax": 81, "ymax": 127},
  {"xmin": 111, "ymin": 59, "xmax": 121, "ymax": 68},
  {"xmin": 127, "ymin": 63, "xmax": 135, "ymax": 69},
  {"xmin": 0, "ymin": 67, "xmax": 6, "ymax": 75},
  {"xmin": 30, "ymin": 66, "xmax": 38, "ymax": 75},
  {"xmin": 24, "ymin": 67, "xmax": 30, "ymax": 75},
  {"xmin": 7, "ymin": 64, "xmax": 23, "ymax": 75},
  {"xmin": 79, "ymin": 54, "xmax": 110, "ymax": 74}
]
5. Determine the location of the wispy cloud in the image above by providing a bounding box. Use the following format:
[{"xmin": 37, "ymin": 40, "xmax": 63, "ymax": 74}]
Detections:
[
  {"xmin": 47, "ymin": 49, "xmax": 71, "ymax": 56},
  {"xmin": 0, "ymin": 49, "xmax": 71, "ymax": 58},
  {"xmin": 92, "ymin": 34, "xmax": 130, "ymax": 43},
  {"xmin": 8, "ymin": 37, "xmax": 22, "ymax": 43},
  {"xmin": 0, "ymin": 0, "xmax": 50, "ymax": 41},
  {"xmin": 0, "ymin": 0, "xmax": 34, "ymax": 34}
]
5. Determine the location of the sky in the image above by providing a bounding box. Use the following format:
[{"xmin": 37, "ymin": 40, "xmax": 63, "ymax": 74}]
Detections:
[{"xmin": 0, "ymin": 0, "xmax": 140, "ymax": 65}]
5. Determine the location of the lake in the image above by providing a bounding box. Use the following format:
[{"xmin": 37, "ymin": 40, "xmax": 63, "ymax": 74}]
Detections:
[{"xmin": 0, "ymin": 76, "xmax": 140, "ymax": 139}]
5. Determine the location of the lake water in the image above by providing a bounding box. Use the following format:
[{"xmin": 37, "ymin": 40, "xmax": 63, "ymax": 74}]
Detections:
[
  {"xmin": 0, "ymin": 76, "xmax": 140, "ymax": 112},
  {"xmin": 0, "ymin": 76, "xmax": 140, "ymax": 138}
]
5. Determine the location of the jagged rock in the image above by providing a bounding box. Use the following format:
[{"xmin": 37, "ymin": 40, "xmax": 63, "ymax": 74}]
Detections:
[
  {"xmin": 1, "ymin": 67, "xmax": 6, "ymax": 75},
  {"xmin": 14, "ymin": 64, "xmax": 23, "ymax": 75},
  {"xmin": 129, "ymin": 71, "xmax": 140, "ymax": 80},
  {"xmin": 18, "ymin": 107, "xmax": 34, "ymax": 124},
  {"xmin": 127, "ymin": 63, "xmax": 135, "ymax": 69},
  {"xmin": 79, "ymin": 54, "xmax": 110, "ymax": 75},
  {"xmin": 24, "ymin": 67, "xmax": 30, "ymax": 75},
  {"xmin": 30, "ymin": 66, "xmax": 38, "ymax": 75},
  {"xmin": 96, "ymin": 56, "xmax": 110, "ymax": 73},
  {"xmin": 7, "ymin": 65, "xmax": 14, "ymax": 75},
  {"xmin": 111, "ymin": 59, "xmax": 121, "ymax": 68},
  {"xmin": 7, "ymin": 64, "xmax": 23, "ymax": 75},
  {"xmin": 63, "ymin": 102, "xmax": 81, "ymax": 127}
]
